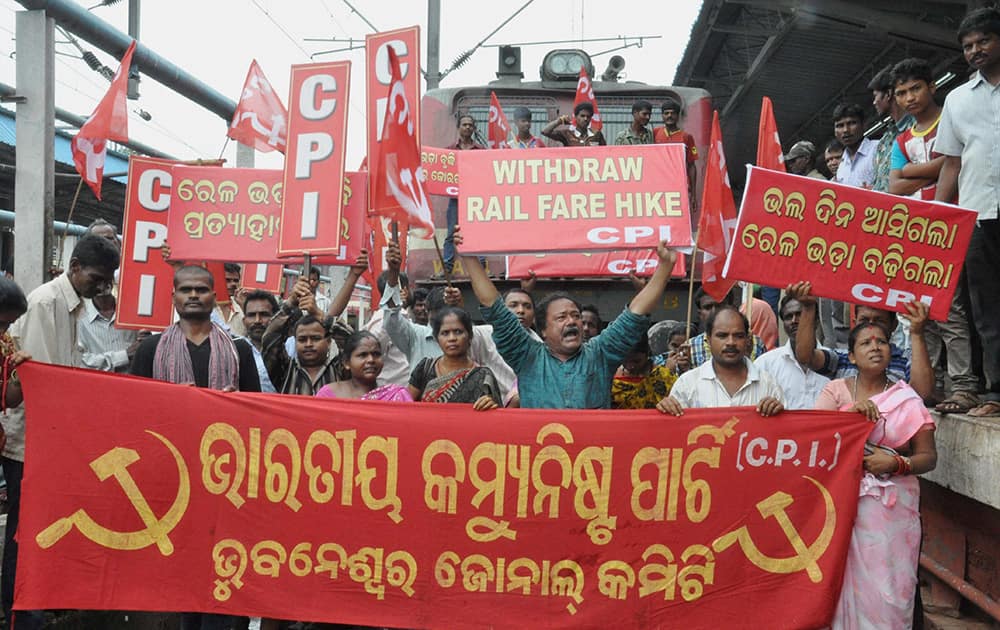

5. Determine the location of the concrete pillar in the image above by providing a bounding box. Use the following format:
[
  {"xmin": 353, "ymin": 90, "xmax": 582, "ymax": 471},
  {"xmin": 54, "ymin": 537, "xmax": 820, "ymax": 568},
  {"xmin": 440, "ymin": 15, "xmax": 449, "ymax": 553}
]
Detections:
[
  {"xmin": 235, "ymin": 141, "xmax": 254, "ymax": 168},
  {"xmin": 14, "ymin": 10, "xmax": 55, "ymax": 293}
]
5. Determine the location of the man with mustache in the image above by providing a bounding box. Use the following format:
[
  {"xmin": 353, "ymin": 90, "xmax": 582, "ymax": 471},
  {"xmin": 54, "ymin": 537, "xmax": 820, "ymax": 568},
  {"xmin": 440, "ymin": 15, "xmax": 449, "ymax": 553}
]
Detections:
[
  {"xmin": 753, "ymin": 295, "xmax": 829, "ymax": 410},
  {"xmin": 657, "ymin": 306, "xmax": 784, "ymax": 416},
  {"xmin": 458, "ymin": 229, "xmax": 678, "ymax": 409},
  {"xmin": 935, "ymin": 6, "xmax": 1000, "ymax": 417},
  {"xmin": 241, "ymin": 289, "xmax": 279, "ymax": 393}
]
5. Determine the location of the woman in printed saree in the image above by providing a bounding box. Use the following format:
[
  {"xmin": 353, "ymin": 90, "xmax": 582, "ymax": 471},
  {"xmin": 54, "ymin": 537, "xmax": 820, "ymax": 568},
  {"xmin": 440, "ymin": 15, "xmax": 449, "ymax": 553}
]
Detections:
[
  {"xmin": 316, "ymin": 331, "xmax": 412, "ymax": 402},
  {"xmin": 814, "ymin": 320, "xmax": 937, "ymax": 629},
  {"xmin": 408, "ymin": 306, "xmax": 501, "ymax": 410}
]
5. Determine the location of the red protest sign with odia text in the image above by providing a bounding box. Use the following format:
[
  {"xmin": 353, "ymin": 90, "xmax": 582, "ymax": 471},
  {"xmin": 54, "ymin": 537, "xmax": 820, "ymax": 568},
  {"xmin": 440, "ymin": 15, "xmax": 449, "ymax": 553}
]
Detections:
[
  {"xmin": 723, "ymin": 166, "xmax": 977, "ymax": 321},
  {"xmin": 166, "ymin": 167, "xmax": 367, "ymax": 267},
  {"xmin": 419, "ymin": 146, "xmax": 459, "ymax": 197},
  {"xmin": 279, "ymin": 61, "xmax": 350, "ymax": 257},
  {"xmin": 459, "ymin": 144, "xmax": 692, "ymax": 254},
  {"xmin": 18, "ymin": 361, "xmax": 870, "ymax": 629},
  {"xmin": 116, "ymin": 156, "xmax": 181, "ymax": 331}
]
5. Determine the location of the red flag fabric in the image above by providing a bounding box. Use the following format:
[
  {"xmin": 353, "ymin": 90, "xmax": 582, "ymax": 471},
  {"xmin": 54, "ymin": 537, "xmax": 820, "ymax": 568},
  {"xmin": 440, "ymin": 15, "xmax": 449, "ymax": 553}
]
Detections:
[
  {"xmin": 372, "ymin": 48, "xmax": 434, "ymax": 237},
  {"xmin": 227, "ymin": 59, "xmax": 288, "ymax": 154},
  {"xmin": 487, "ymin": 91, "xmax": 512, "ymax": 149},
  {"xmin": 756, "ymin": 96, "xmax": 785, "ymax": 172},
  {"xmin": 572, "ymin": 66, "xmax": 602, "ymax": 131},
  {"xmin": 697, "ymin": 111, "xmax": 738, "ymax": 302},
  {"xmin": 71, "ymin": 40, "xmax": 136, "ymax": 200}
]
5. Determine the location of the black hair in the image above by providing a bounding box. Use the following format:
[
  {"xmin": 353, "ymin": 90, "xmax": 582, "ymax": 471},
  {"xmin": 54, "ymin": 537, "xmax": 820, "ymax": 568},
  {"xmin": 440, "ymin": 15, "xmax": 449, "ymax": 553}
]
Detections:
[
  {"xmin": 832, "ymin": 103, "xmax": 865, "ymax": 124},
  {"xmin": 341, "ymin": 330, "xmax": 380, "ymax": 363},
  {"xmin": 0, "ymin": 277, "xmax": 26, "ymax": 315},
  {"xmin": 661, "ymin": 98, "xmax": 682, "ymax": 113},
  {"xmin": 632, "ymin": 99, "xmax": 653, "ymax": 114},
  {"xmin": 866, "ymin": 64, "xmax": 894, "ymax": 93},
  {"xmin": 535, "ymin": 291, "xmax": 581, "ymax": 332},
  {"xmin": 573, "ymin": 101, "xmax": 594, "ymax": 116},
  {"xmin": 891, "ymin": 58, "xmax": 933, "ymax": 88},
  {"xmin": 223, "ymin": 263, "xmax": 241, "ymax": 277},
  {"xmin": 627, "ymin": 333, "xmax": 651, "ymax": 357},
  {"xmin": 173, "ymin": 265, "xmax": 214, "ymax": 288},
  {"xmin": 413, "ymin": 287, "xmax": 429, "ymax": 303},
  {"xmin": 667, "ymin": 324, "xmax": 691, "ymax": 341},
  {"xmin": 293, "ymin": 314, "xmax": 330, "ymax": 337},
  {"xmin": 376, "ymin": 270, "xmax": 408, "ymax": 294},
  {"xmin": 705, "ymin": 305, "xmax": 749, "ymax": 336},
  {"xmin": 426, "ymin": 285, "xmax": 448, "ymax": 314},
  {"xmin": 71, "ymin": 234, "xmax": 120, "ymax": 271},
  {"xmin": 84, "ymin": 218, "xmax": 118, "ymax": 236},
  {"xmin": 513, "ymin": 107, "xmax": 531, "ymax": 121},
  {"xmin": 847, "ymin": 321, "xmax": 891, "ymax": 352},
  {"xmin": 693, "ymin": 286, "xmax": 734, "ymax": 309},
  {"xmin": 431, "ymin": 306, "xmax": 472, "ymax": 337},
  {"xmin": 779, "ymin": 294, "xmax": 804, "ymax": 319},
  {"xmin": 958, "ymin": 7, "xmax": 1000, "ymax": 42},
  {"xmin": 825, "ymin": 138, "xmax": 845, "ymax": 153},
  {"xmin": 581, "ymin": 304, "xmax": 601, "ymax": 321},
  {"xmin": 242, "ymin": 289, "xmax": 278, "ymax": 314},
  {"xmin": 308, "ymin": 267, "xmax": 321, "ymax": 279},
  {"xmin": 503, "ymin": 287, "xmax": 534, "ymax": 306},
  {"xmin": 456, "ymin": 113, "xmax": 476, "ymax": 127}
]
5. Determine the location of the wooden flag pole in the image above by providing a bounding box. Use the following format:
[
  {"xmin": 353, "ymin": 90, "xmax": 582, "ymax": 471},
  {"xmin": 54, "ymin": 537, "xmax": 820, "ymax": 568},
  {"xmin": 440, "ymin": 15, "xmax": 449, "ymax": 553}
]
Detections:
[
  {"xmin": 431, "ymin": 233, "xmax": 453, "ymax": 287},
  {"xmin": 684, "ymin": 231, "xmax": 701, "ymax": 343},
  {"xmin": 55, "ymin": 177, "xmax": 86, "ymax": 271}
]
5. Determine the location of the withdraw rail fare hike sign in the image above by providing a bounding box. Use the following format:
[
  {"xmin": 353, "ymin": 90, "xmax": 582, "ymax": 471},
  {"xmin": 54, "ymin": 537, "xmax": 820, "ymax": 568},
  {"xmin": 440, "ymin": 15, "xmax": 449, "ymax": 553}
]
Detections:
[
  {"xmin": 724, "ymin": 167, "xmax": 977, "ymax": 321},
  {"xmin": 459, "ymin": 144, "xmax": 693, "ymax": 254},
  {"xmin": 279, "ymin": 61, "xmax": 351, "ymax": 257},
  {"xmin": 17, "ymin": 362, "xmax": 871, "ymax": 629}
]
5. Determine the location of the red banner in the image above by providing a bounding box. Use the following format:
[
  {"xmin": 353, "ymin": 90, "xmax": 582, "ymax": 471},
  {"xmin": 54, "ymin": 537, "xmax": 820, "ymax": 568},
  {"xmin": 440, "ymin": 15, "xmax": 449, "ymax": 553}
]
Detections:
[
  {"xmin": 419, "ymin": 146, "xmax": 459, "ymax": 197},
  {"xmin": 117, "ymin": 156, "xmax": 181, "ymax": 331},
  {"xmin": 17, "ymin": 363, "xmax": 870, "ymax": 628},
  {"xmin": 507, "ymin": 251, "xmax": 687, "ymax": 278},
  {"xmin": 240, "ymin": 263, "xmax": 284, "ymax": 294},
  {"xmin": 279, "ymin": 61, "xmax": 351, "ymax": 257},
  {"xmin": 166, "ymin": 167, "xmax": 367, "ymax": 266},
  {"xmin": 459, "ymin": 144, "xmax": 693, "ymax": 254},
  {"xmin": 725, "ymin": 167, "xmax": 977, "ymax": 321},
  {"xmin": 366, "ymin": 27, "xmax": 421, "ymax": 219}
]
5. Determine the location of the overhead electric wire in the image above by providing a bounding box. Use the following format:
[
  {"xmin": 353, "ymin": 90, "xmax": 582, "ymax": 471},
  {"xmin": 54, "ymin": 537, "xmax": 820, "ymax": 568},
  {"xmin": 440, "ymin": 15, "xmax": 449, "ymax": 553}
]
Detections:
[
  {"xmin": 442, "ymin": 0, "xmax": 535, "ymax": 79},
  {"xmin": 249, "ymin": 0, "xmax": 312, "ymax": 59}
]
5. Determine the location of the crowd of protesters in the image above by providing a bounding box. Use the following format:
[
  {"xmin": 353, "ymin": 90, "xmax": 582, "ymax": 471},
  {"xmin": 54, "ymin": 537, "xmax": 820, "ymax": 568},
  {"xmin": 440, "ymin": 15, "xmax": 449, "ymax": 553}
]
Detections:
[{"xmin": 0, "ymin": 6, "xmax": 998, "ymax": 630}]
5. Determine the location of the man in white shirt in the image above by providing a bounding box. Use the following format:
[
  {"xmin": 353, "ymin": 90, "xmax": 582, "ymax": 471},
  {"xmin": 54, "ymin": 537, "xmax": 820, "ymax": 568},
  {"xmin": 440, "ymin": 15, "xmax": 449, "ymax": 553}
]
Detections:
[
  {"xmin": 832, "ymin": 103, "xmax": 878, "ymax": 189},
  {"xmin": 657, "ymin": 306, "xmax": 784, "ymax": 416},
  {"xmin": 308, "ymin": 267, "xmax": 332, "ymax": 316},
  {"xmin": 754, "ymin": 295, "xmax": 830, "ymax": 410},
  {"xmin": 77, "ymin": 292, "xmax": 140, "ymax": 373}
]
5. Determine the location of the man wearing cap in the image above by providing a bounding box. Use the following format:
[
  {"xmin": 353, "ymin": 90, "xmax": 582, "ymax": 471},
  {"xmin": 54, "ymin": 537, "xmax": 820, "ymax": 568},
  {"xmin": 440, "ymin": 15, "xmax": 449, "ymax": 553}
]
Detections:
[{"xmin": 784, "ymin": 141, "xmax": 826, "ymax": 179}]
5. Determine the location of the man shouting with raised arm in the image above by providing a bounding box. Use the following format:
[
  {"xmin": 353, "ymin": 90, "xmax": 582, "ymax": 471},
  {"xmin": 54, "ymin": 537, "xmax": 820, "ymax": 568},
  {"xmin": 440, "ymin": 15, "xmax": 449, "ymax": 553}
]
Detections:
[{"xmin": 457, "ymin": 227, "xmax": 677, "ymax": 409}]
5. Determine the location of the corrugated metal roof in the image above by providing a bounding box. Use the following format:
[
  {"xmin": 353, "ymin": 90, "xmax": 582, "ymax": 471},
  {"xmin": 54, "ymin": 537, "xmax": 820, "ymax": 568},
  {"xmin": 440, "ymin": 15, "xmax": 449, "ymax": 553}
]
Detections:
[{"xmin": 675, "ymin": 0, "xmax": 971, "ymax": 191}]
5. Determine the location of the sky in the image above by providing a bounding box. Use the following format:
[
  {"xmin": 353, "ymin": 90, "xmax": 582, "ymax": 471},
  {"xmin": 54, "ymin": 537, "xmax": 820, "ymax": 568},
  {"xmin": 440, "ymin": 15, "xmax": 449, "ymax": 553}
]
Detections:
[{"xmin": 0, "ymin": 0, "xmax": 702, "ymax": 170}]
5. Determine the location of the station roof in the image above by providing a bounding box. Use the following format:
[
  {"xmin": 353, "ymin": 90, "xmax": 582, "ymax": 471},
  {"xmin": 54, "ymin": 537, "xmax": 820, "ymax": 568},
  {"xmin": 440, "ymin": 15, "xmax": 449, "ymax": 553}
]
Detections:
[
  {"xmin": 674, "ymin": 0, "xmax": 974, "ymax": 190},
  {"xmin": 0, "ymin": 106, "xmax": 130, "ymax": 229}
]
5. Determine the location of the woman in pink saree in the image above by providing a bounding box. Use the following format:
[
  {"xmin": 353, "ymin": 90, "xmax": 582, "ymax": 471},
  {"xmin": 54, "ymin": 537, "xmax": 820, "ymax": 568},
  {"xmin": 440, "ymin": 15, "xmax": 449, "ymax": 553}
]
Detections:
[
  {"xmin": 815, "ymin": 320, "xmax": 937, "ymax": 629},
  {"xmin": 316, "ymin": 331, "xmax": 412, "ymax": 402}
]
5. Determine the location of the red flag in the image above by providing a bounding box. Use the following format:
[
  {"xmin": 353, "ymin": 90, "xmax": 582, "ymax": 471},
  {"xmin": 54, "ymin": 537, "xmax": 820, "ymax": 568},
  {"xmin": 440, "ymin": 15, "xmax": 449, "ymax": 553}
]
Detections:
[
  {"xmin": 372, "ymin": 47, "xmax": 434, "ymax": 237},
  {"xmin": 71, "ymin": 40, "xmax": 136, "ymax": 200},
  {"xmin": 227, "ymin": 59, "xmax": 288, "ymax": 154},
  {"xmin": 756, "ymin": 96, "xmax": 785, "ymax": 172},
  {"xmin": 488, "ymin": 91, "xmax": 512, "ymax": 149},
  {"xmin": 572, "ymin": 66, "xmax": 602, "ymax": 131},
  {"xmin": 697, "ymin": 111, "xmax": 738, "ymax": 302}
]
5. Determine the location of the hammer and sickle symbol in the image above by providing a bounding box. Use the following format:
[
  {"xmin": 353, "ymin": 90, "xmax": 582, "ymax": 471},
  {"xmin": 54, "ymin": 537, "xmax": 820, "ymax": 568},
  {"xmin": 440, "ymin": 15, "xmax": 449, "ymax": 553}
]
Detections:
[
  {"xmin": 711, "ymin": 476, "xmax": 836, "ymax": 583},
  {"xmin": 35, "ymin": 430, "xmax": 190, "ymax": 556}
]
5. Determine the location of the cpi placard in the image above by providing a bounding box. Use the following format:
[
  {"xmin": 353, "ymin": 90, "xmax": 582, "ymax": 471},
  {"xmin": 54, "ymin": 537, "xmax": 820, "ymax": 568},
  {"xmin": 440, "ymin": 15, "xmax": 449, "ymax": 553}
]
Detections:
[
  {"xmin": 724, "ymin": 166, "xmax": 977, "ymax": 321},
  {"xmin": 279, "ymin": 61, "xmax": 351, "ymax": 257},
  {"xmin": 458, "ymin": 144, "xmax": 693, "ymax": 254}
]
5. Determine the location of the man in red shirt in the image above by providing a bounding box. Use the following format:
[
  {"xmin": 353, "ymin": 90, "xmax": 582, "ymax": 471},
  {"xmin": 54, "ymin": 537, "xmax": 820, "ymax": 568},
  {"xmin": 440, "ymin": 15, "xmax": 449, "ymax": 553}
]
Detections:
[{"xmin": 654, "ymin": 98, "xmax": 698, "ymax": 206}]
